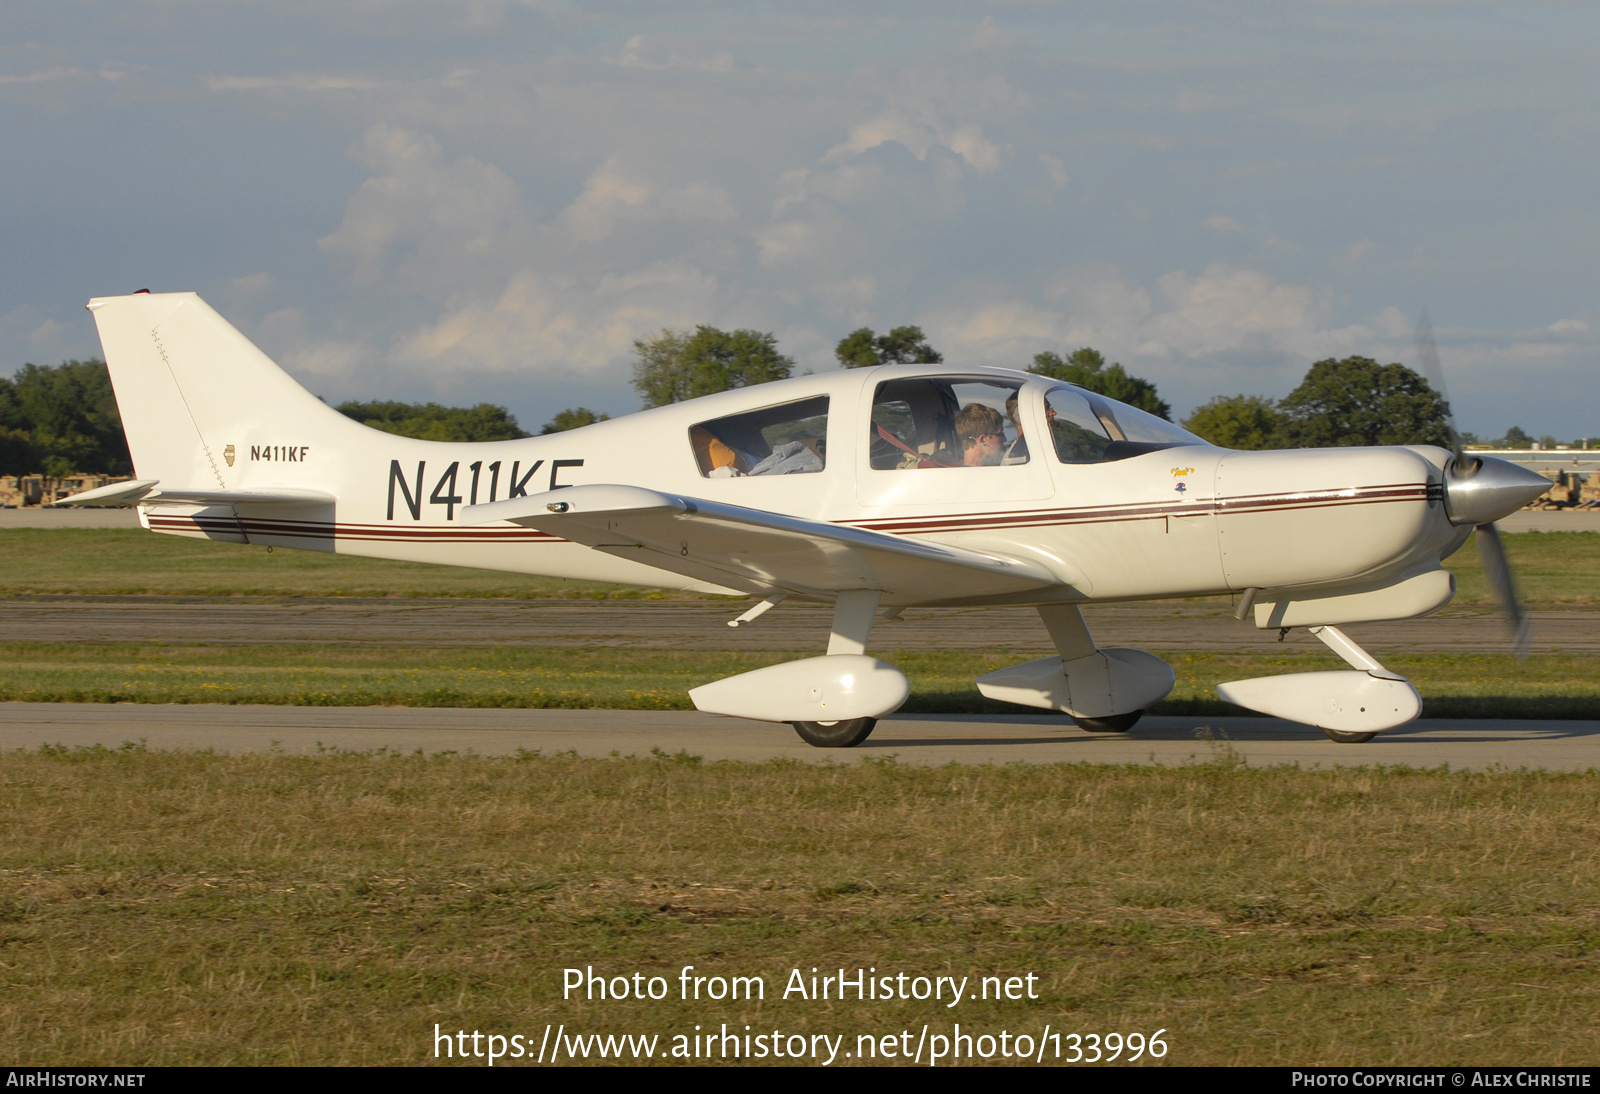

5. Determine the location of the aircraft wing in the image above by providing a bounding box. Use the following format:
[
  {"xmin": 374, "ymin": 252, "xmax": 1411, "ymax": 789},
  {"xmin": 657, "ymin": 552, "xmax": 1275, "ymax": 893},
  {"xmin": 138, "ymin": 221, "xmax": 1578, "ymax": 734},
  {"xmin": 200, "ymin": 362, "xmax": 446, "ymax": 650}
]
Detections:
[
  {"xmin": 52, "ymin": 480, "xmax": 335, "ymax": 507},
  {"xmin": 462, "ymin": 484, "xmax": 1060, "ymax": 602}
]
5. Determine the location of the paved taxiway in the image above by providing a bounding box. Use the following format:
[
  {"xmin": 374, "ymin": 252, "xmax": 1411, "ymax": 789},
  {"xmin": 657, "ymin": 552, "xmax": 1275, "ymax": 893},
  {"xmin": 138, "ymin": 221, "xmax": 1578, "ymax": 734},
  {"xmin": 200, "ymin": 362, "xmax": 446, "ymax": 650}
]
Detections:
[
  {"xmin": 3, "ymin": 703, "xmax": 1597, "ymax": 771},
  {"xmin": 7, "ymin": 595, "xmax": 1597, "ymax": 653}
]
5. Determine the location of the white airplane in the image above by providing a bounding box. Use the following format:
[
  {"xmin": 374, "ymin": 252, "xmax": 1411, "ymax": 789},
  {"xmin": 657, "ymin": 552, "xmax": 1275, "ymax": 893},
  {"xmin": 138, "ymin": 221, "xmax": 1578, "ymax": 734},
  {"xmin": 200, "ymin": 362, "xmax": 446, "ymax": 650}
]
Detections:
[{"xmin": 61, "ymin": 291, "xmax": 1549, "ymax": 747}]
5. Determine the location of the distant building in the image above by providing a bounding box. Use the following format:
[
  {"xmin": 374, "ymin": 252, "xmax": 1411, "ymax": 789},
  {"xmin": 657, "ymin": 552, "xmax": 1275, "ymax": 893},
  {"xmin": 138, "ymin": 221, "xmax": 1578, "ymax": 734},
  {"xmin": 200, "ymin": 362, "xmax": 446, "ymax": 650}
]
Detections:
[{"xmin": 0, "ymin": 473, "xmax": 132, "ymax": 508}]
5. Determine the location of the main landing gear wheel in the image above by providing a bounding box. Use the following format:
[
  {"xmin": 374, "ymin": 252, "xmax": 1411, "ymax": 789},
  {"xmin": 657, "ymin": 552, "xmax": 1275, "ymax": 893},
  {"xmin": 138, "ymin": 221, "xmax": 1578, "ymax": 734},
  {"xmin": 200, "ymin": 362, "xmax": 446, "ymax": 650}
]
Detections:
[
  {"xmin": 791, "ymin": 718, "xmax": 877, "ymax": 748},
  {"xmin": 1070, "ymin": 710, "xmax": 1143, "ymax": 733},
  {"xmin": 1320, "ymin": 728, "xmax": 1377, "ymax": 744}
]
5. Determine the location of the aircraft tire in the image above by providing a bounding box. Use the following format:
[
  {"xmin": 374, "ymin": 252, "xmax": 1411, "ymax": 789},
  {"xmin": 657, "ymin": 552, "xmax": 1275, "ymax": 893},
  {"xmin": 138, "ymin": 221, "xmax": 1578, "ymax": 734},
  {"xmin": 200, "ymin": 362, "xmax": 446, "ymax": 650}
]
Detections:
[
  {"xmin": 1069, "ymin": 711, "xmax": 1143, "ymax": 733},
  {"xmin": 1320, "ymin": 728, "xmax": 1377, "ymax": 744},
  {"xmin": 791, "ymin": 718, "xmax": 877, "ymax": 748}
]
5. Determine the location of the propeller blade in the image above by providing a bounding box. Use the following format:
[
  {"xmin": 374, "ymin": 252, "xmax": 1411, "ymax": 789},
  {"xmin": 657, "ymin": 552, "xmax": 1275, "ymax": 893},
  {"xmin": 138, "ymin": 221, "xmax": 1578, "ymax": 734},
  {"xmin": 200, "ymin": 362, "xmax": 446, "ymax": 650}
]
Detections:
[
  {"xmin": 1418, "ymin": 312, "xmax": 1529, "ymax": 658},
  {"xmin": 1475, "ymin": 521, "xmax": 1531, "ymax": 661},
  {"xmin": 1414, "ymin": 310, "xmax": 1470, "ymax": 473}
]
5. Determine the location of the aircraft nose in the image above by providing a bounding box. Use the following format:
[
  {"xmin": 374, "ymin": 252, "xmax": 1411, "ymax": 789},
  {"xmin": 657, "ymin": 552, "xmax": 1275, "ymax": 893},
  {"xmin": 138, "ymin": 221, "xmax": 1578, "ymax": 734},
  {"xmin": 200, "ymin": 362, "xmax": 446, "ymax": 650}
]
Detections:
[{"xmin": 1442, "ymin": 456, "xmax": 1553, "ymax": 526}]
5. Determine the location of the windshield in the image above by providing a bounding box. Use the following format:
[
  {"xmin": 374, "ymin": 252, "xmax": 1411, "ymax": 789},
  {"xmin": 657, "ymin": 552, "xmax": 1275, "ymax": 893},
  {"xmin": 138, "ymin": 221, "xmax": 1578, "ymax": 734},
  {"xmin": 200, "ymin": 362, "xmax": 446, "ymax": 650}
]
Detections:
[{"xmin": 1045, "ymin": 385, "xmax": 1205, "ymax": 464}]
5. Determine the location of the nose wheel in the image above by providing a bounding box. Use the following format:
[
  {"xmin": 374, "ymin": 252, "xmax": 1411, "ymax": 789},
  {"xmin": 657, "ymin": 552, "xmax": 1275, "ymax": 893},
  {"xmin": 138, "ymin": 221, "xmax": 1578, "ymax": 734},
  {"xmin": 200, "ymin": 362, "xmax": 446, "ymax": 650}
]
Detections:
[
  {"xmin": 1321, "ymin": 728, "xmax": 1377, "ymax": 744},
  {"xmin": 791, "ymin": 718, "xmax": 877, "ymax": 748},
  {"xmin": 1069, "ymin": 711, "xmax": 1143, "ymax": 733}
]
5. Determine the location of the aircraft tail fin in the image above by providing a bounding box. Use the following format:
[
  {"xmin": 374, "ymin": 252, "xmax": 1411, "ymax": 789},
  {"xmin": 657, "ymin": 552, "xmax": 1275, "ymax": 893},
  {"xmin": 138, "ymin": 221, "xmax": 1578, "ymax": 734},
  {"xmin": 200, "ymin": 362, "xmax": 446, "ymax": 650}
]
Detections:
[{"xmin": 86, "ymin": 291, "xmax": 364, "ymax": 489}]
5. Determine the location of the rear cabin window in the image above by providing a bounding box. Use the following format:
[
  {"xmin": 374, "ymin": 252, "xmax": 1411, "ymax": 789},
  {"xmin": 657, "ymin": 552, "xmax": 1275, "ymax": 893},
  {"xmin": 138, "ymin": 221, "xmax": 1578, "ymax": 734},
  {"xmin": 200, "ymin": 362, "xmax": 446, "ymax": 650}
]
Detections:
[
  {"xmin": 869, "ymin": 378, "xmax": 1028, "ymax": 469},
  {"xmin": 689, "ymin": 396, "xmax": 829, "ymax": 478}
]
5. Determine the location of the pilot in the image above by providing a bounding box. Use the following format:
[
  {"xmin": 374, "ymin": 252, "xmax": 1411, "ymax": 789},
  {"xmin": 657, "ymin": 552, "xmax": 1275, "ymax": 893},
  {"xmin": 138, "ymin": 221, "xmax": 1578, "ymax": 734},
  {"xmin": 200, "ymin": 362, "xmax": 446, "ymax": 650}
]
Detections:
[{"xmin": 956, "ymin": 403, "xmax": 1006, "ymax": 467}]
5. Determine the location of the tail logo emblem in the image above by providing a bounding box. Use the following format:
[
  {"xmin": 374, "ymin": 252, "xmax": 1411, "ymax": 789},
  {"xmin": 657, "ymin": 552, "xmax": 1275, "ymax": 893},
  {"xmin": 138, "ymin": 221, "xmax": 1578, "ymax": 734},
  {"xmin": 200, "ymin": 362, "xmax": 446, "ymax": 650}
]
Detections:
[{"xmin": 223, "ymin": 444, "xmax": 235, "ymax": 467}]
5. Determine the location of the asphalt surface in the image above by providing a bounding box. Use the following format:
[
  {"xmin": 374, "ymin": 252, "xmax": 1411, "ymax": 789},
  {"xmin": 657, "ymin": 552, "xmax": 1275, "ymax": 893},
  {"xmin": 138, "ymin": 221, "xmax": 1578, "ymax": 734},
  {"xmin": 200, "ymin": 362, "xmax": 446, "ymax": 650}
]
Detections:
[
  {"xmin": 4, "ymin": 594, "xmax": 1593, "ymax": 654},
  {"xmin": 3, "ymin": 703, "xmax": 1596, "ymax": 771}
]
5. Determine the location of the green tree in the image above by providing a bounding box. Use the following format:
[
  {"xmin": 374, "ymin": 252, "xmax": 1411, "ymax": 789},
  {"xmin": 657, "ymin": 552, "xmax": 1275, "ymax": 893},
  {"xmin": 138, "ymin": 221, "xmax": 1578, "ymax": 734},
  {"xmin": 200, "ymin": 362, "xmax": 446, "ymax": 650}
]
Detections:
[
  {"xmin": 834, "ymin": 326, "xmax": 943, "ymax": 369},
  {"xmin": 335, "ymin": 401, "xmax": 529, "ymax": 442},
  {"xmin": 3, "ymin": 359, "xmax": 131, "ymax": 476},
  {"xmin": 632, "ymin": 326, "xmax": 794, "ymax": 408},
  {"xmin": 0, "ymin": 376, "xmax": 32, "ymax": 475},
  {"xmin": 1276, "ymin": 356, "xmax": 1451, "ymax": 448},
  {"xmin": 541, "ymin": 407, "xmax": 610, "ymax": 434},
  {"xmin": 1501, "ymin": 426, "xmax": 1532, "ymax": 449},
  {"xmin": 1029, "ymin": 348, "xmax": 1171, "ymax": 420},
  {"xmin": 1181, "ymin": 394, "xmax": 1283, "ymax": 449}
]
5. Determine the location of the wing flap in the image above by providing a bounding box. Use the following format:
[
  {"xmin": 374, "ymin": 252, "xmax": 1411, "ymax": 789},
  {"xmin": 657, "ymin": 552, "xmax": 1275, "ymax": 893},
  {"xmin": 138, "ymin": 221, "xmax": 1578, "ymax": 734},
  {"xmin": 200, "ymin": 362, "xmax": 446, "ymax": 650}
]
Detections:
[{"xmin": 462, "ymin": 485, "xmax": 1058, "ymax": 601}]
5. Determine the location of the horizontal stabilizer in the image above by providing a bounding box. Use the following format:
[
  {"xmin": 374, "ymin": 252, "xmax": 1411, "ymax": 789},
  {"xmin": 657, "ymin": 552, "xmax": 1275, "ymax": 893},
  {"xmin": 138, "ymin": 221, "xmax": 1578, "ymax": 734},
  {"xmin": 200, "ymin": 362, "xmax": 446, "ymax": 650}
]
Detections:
[
  {"xmin": 52, "ymin": 480, "xmax": 334, "ymax": 508},
  {"xmin": 51, "ymin": 479, "xmax": 159, "ymax": 507},
  {"xmin": 463, "ymin": 484, "xmax": 1059, "ymax": 602},
  {"xmin": 143, "ymin": 487, "xmax": 337, "ymax": 507}
]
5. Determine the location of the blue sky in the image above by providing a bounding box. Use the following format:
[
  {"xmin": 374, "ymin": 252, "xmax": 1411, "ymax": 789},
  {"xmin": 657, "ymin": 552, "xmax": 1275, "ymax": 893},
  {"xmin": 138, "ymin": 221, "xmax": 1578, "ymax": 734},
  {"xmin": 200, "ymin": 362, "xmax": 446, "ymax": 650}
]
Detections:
[{"xmin": 3, "ymin": 2, "xmax": 1596, "ymax": 439}]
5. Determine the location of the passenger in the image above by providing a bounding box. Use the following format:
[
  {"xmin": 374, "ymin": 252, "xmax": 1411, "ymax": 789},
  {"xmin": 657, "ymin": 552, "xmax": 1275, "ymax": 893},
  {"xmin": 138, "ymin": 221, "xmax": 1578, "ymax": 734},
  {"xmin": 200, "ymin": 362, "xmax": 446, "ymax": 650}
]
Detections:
[
  {"xmin": 1003, "ymin": 393, "xmax": 1029, "ymax": 464},
  {"xmin": 956, "ymin": 403, "xmax": 1006, "ymax": 467},
  {"xmin": 689, "ymin": 425, "xmax": 747, "ymax": 477}
]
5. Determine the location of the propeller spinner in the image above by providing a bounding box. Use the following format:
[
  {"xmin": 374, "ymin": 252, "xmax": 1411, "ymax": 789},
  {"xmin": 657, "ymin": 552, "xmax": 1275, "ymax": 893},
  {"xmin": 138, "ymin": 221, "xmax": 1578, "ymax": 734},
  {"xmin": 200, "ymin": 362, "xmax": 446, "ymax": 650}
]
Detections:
[{"xmin": 1416, "ymin": 313, "xmax": 1549, "ymax": 658}]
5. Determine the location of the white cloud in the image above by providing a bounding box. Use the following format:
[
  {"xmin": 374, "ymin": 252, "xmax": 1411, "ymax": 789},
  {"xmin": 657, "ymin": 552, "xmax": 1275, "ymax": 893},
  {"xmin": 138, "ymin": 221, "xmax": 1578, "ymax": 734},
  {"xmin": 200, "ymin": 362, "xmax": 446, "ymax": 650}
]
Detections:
[
  {"xmin": 308, "ymin": 128, "xmax": 763, "ymax": 388},
  {"xmin": 253, "ymin": 308, "xmax": 378, "ymax": 386},
  {"xmin": 1155, "ymin": 263, "xmax": 1326, "ymax": 347},
  {"xmin": 1375, "ymin": 306, "xmax": 1412, "ymax": 338},
  {"xmin": 1548, "ymin": 318, "xmax": 1592, "ymax": 337},
  {"xmin": 612, "ymin": 34, "xmax": 737, "ymax": 73},
  {"xmin": 0, "ymin": 67, "xmax": 83, "ymax": 85},
  {"xmin": 559, "ymin": 159, "xmax": 737, "ymax": 241},
  {"xmin": 970, "ymin": 16, "xmax": 1013, "ymax": 50},
  {"xmin": 928, "ymin": 263, "xmax": 1426, "ymax": 408},
  {"xmin": 1039, "ymin": 154, "xmax": 1071, "ymax": 189},
  {"xmin": 1204, "ymin": 215, "xmax": 1242, "ymax": 232},
  {"xmin": 559, "ymin": 159, "xmax": 654, "ymax": 241},
  {"xmin": 26, "ymin": 319, "xmax": 68, "ymax": 352},
  {"xmin": 1342, "ymin": 239, "xmax": 1377, "ymax": 265},
  {"xmin": 391, "ymin": 260, "xmax": 729, "ymax": 382},
  {"xmin": 1177, "ymin": 90, "xmax": 1247, "ymax": 114},
  {"xmin": 756, "ymin": 138, "xmax": 970, "ymax": 289},
  {"xmin": 226, "ymin": 273, "xmax": 276, "ymax": 300},
  {"xmin": 821, "ymin": 107, "xmax": 1002, "ymax": 174},
  {"xmin": 318, "ymin": 125, "xmax": 531, "ymax": 292},
  {"xmin": 0, "ymin": 306, "xmax": 95, "ymax": 371},
  {"xmin": 206, "ymin": 72, "xmax": 378, "ymax": 94}
]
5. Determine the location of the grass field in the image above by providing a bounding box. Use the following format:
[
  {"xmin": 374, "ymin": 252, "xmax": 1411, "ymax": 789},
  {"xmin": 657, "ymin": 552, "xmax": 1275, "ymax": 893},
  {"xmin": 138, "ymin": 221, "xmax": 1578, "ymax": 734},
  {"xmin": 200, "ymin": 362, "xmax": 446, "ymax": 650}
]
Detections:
[
  {"xmin": 1, "ymin": 642, "xmax": 1597, "ymax": 719},
  {"xmin": 0, "ymin": 528, "xmax": 684, "ymax": 600},
  {"xmin": 3, "ymin": 747, "xmax": 1597, "ymax": 1066},
  {"xmin": 2, "ymin": 528, "xmax": 1598, "ymax": 606}
]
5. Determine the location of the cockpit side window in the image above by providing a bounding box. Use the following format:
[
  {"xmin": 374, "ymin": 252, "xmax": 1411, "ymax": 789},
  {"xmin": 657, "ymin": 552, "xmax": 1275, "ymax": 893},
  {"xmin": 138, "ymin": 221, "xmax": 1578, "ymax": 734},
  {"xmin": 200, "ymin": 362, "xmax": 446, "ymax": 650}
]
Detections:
[
  {"xmin": 1045, "ymin": 385, "xmax": 1203, "ymax": 463},
  {"xmin": 690, "ymin": 396, "xmax": 829, "ymax": 478},
  {"xmin": 869, "ymin": 378, "xmax": 1028, "ymax": 469}
]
